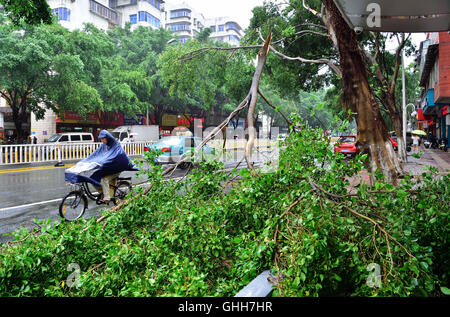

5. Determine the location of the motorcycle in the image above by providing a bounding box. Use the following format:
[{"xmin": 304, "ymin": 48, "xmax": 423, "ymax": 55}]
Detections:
[
  {"xmin": 431, "ymin": 138, "xmax": 439, "ymax": 149},
  {"xmin": 439, "ymin": 138, "xmax": 448, "ymax": 152}
]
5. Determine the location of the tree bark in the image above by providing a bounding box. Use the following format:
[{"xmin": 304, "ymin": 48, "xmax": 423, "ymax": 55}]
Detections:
[
  {"xmin": 246, "ymin": 31, "xmax": 272, "ymax": 171},
  {"xmin": 322, "ymin": 0, "xmax": 402, "ymax": 185},
  {"xmin": 383, "ymin": 92, "xmax": 408, "ymax": 163},
  {"xmin": 361, "ymin": 35, "xmax": 409, "ymax": 163}
]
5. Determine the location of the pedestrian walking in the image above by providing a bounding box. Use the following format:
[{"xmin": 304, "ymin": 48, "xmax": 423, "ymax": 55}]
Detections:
[{"xmin": 412, "ymin": 133, "xmax": 420, "ymax": 154}]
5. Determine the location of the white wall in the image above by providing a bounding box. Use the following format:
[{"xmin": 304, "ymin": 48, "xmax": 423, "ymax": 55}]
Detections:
[{"xmin": 31, "ymin": 109, "xmax": 57, "ymax": 143}]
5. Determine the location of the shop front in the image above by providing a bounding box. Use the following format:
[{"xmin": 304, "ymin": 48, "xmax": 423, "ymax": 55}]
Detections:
[{"xmin": 160, "ymin": 114, "xmax": 205, "ymax": 137}]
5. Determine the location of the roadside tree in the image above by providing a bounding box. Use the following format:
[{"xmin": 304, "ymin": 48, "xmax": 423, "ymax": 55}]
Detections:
[{"xmin": 0, "ymin": 22, "xmax": 101, "ymax": 143}]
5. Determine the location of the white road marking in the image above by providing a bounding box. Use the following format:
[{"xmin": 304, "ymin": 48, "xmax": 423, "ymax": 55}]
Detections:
[{"xmin": 0, "ymin": 163, "xmax": 262, "ymax": 213}]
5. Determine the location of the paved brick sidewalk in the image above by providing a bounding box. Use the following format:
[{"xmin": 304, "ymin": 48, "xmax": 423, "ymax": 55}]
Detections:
[{"xmin": 346, "ymin": 146, "xmax": 450, "ymax": 188}]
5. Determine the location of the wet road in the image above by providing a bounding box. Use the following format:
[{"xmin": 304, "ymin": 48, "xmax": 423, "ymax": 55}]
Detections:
[
  {"xmin": 0, "ymin": 163, "xmax": 150, "ymax": 243},
  {"xmin": 0, "ymin": 150, "xmax": 274, "ymax": 243}
]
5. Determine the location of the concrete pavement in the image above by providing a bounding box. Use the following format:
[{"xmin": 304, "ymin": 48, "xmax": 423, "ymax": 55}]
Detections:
[{"xmin": 346, "ymin": 147, "xmax": 450, "ymax": 187}]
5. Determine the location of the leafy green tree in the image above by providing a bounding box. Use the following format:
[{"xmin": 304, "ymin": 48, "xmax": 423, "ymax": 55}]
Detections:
[
  {"xmin": 64, "ymin": 23, "xmax": 152, "ymax": 118},
  {"xmin": 195, "ymin": 27, "xmax": 212, "ymax": 43},
  {"xmin": 243, "ymin": 0, "xmax": 409, "ymax": 184},
  {"xmin": 0, "ymin": 0, "xmax": 52, "ymax": 26},
  {"xmin": 0, "ymin": 22, "xmax": 101, "ymax": 142},
  {"xmin": 108, "ymin": 24, "xmax": 195, "ymax": 125},
  {"xmin": 158, "ymin": 38, "xmax": 254, "ymax": 126}
]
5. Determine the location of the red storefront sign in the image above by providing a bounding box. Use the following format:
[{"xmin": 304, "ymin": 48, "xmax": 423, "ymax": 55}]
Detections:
[
  {"xmin": 101, "ymin": 112, "xmax": 123, "ymax": 126},
  {"xmin": 57, "ymin": 111, "xmax": 100, "ymax": 124}
]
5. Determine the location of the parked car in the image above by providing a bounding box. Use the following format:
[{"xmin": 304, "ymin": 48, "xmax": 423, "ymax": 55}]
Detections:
[
  {"xmin": 44, "ymin": 132, "xmax": 94, "ymax": 159},
  {"xmin": 389, "ymin": 136, "xmax": 398, "ymax": 151},
  {"xmin": 143, "ymin": 136, "xmax": 215, "ymax": 169},
  {"xmin": 334, "ymin": 135, "xmax": 359, "ymax": 158},
  {"xmin": 389, "ymin": 131, "xmax": 413, "ymax": 151},
  {"xmin": 46, "ymin": 132, "xmax": 94, "ymax": 144}
]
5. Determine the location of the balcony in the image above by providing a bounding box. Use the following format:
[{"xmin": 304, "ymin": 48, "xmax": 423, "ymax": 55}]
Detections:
[
  {"xmin": 419, "ymin": 42, "xmax": 439, "ymax": 86},
  {"xmin": 90, "ymin": 0, "xmax": 122, "ymax": 25}
]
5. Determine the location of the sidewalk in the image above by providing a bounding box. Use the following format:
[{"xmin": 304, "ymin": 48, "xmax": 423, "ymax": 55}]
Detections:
[{"xmin": 347, "ymin": 147, "xmax": 450, "ymax": 187}]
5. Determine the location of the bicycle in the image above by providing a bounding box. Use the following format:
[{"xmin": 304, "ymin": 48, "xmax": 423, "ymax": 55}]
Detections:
[{"xmin": 59, "ymin": 175, "xmax": 132, "ymax": 222}]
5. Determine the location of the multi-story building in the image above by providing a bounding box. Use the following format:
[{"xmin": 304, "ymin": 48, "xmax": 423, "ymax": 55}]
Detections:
[
  {"xmin": 163, "ymin": 1, "xmax": 206, "ymax": 43},
  {"xmin": 110, "ymin": 0, "xmax": 164, "ymax": 30},
  {"xmin": 206, "ymin": 17, "xmax": 242, "ymax": 46},
  {"xmin": 163, "ymin": 1, "xmax": 243, "ymax": 45},
  {"xmin": 48, "ymin": 0, "xmax": 122, "ymax": 31},
  {"xmin": 417, "ymin": 32, "xmax": 450, "ymax": 147},
  {"xmin": 48, "ymin": 0, "xmax": 243, "ymax": 44},
  {"xmin": 47, "ymin": 0, "xmax": 165, "ymax": 31}
]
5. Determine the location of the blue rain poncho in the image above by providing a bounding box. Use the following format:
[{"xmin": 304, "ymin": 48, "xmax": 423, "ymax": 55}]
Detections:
[{"xmin": 65, "ymin": 130, "xmax": 138, "ymax": 187}]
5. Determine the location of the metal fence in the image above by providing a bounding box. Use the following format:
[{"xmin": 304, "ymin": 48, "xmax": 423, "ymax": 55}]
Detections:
[{"xmin": 0, "ymin": 142, "xmax": 150, "ymax": 165}]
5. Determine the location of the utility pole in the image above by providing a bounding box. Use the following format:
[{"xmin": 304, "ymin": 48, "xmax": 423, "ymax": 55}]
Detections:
[{"xmin": 402, "ymin": 49, "xmax": 407, "ymax": 157}]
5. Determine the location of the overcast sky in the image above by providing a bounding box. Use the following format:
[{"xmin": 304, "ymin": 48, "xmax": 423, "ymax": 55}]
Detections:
[
  {"xmin": 175, "ymin": 0, "xmax": 265, "ymax": 29},
  {"xmin": 182, "ymin": 1, "xmax": 425, "ymax": 65}
]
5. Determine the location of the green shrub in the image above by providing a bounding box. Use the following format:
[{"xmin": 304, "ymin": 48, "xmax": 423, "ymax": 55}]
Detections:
[{"xmin": 0, "ymin": 118, "xmax": 448, "ymax": 296}]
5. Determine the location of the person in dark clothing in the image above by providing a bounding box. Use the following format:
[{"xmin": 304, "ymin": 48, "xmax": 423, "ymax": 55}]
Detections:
[{"xmin": 65, "ymin": 130, "xmax": 138, "ymax": 204}]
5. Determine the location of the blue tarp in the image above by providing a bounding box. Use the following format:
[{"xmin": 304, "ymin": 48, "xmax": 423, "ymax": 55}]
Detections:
[{"xmin": 65, "ymin": 130, "xmax": 138, "ymax": 187}]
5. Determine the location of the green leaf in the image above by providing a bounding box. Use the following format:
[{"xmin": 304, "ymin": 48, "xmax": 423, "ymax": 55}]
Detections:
[{"xmin": 440, "ymin": 287, "xmax": 450, "ymax": 295}]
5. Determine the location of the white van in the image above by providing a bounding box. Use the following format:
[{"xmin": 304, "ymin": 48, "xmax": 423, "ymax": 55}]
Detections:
[{"xmin": 46, "ymin": 132, "xmax": 94, "ymax": 144}]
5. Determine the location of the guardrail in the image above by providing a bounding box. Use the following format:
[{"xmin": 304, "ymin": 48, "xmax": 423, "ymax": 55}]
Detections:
[
  {"xmin": 0, "ymin": 142, "xmax": 151, "ymax": 165},
  {"xmin": 234, "ymin": 270, "xmax": 279, "ymax": 297}
]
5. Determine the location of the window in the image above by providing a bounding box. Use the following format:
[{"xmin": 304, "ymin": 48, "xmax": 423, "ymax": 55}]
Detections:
[
  {"xmin": 82, "ymin": 135, "xmax": 92, "ymax": 141},
  {"xmin": 226, "ymin": 22, "xmax": 241, "ymax": 33},
  {"xmin": 138, "ymin": 11, "xmax": 161, "ymax": 28},
  {"xmin": 71, "ymin": 135, "xmax": 81, "ymax": 142},
  {"xmin": 130, "ymin": 14, "xmax": 137, "ymax": 24},
  {"xmin": 170, "ymin": 23, "xmax": 190, "ymax": 31},
  {"xmin": 170, "ymin": 9, "xmax": 191, "ymax": 18},
  {"xmin": 338, "ymin": 136, "xmax": 355, "ymax": 143},
  {"xmin": 146, "ymin": 0, "xmax": 161, "ymax": 10},
  {"xmin": 178, "ymin": 36, "xmax": 190, "ymax": 43},
  {"xmin": 60, "ymin": 135, "xmax": 69, "ymax": 142},
  {"xmin": 218, "ymin": 24, "xmax": 224, "ymax": 32},
  {"xmin": 228, "ymin": 35, "xmax": 240, "ymax": 42},
  {"xmin": 210, "ymin": 25, "xmax": 216, "ymax": 32},
  {"xmin": 52, "ymin": 7, "xmax": 70, "ymax": 21}
]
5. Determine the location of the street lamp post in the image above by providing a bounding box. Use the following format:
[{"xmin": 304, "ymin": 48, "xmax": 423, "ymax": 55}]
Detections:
[{"xmin": 401, "ymin": 50, "xmax": 417, "ymax": 157}]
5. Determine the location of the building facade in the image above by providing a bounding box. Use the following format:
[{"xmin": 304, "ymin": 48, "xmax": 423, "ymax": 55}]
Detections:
[
  {"xmin": 47, "ymin": 0, "xmax": 165, "ymax": 31},
  {"xmin": 164, "ymin": 1, "xmax": 206, "ymax": 43},
  {"xmin": 110, "ymin": 0, "xmax": 164, "ymax": 30},
  {"xmin": 48, "ymin": 0, "xmax": 122, "ymax": 31},
  {"xmin": 206, "ymin": 17, "xmax": 242, "ymax": 46},
  {"xmin": 48, "ymin": 0, "xmax": 243, "ymax": 45},
  {"xmin": 417, "ymin": 31, "xmax": 450, "ymax": 147}
]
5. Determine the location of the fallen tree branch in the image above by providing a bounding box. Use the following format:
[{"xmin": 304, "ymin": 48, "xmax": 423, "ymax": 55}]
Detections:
[
  {"xmin": 246, "ymin": 30, "xmax": 273, "ymax": 172},
  {"xmin": 257, "ymin": 88, "xmax": 294, "ymax": 128},
  {"xmin": 178, "ymin": 45, "xmax": 262, "ymax": 62}
]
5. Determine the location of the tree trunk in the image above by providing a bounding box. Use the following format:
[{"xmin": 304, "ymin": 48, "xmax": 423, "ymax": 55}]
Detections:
[
  {"xmin": 246, "ymin": 31, "xmax": 272, "ymax": 171},
  {"xmin": 323, "ymin": 0, "xmax": 402, "ymax": 185},
  {"xmin": 153, "ymin": 104, "xmax": 163, "ymax": 126},
  {"xmin": 383, "ymin": 92, "xmax": 408, "ymax": 163},
  {"xmin": 11, "ymin": 94, "xmax": 27, "ymax": 144}
]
